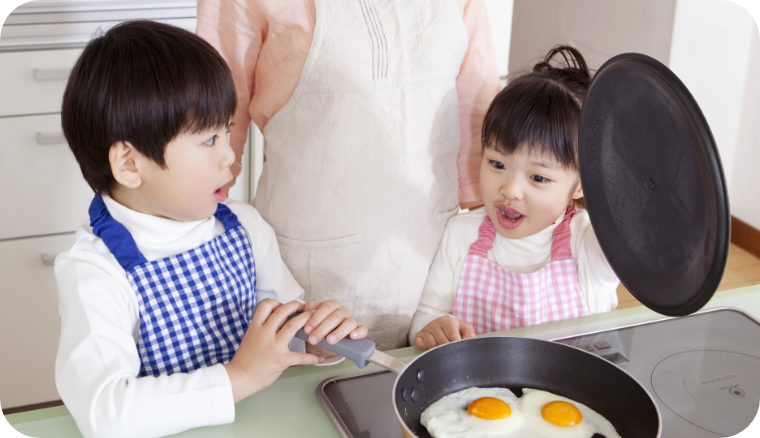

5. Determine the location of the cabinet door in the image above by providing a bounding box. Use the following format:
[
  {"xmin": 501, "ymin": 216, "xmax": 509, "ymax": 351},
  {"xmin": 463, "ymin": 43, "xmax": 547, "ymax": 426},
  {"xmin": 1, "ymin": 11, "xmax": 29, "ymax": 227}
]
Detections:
[
  {"xmin": 0, "ymin": 113, "xmax": 93, "ymax": 240},
  {"xmin": 0, "ymin": 233, "xmax": 74, "ymax": 409},
  {"xmin": 0, "ymin": 49, "xmax": 82, "ymax": 117}
]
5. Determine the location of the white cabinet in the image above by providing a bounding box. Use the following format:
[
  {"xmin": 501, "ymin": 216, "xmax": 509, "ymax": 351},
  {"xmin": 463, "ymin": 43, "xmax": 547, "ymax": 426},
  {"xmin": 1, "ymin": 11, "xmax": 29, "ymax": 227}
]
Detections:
[
  {"xmin": 0, "ymin": 114, "xmax": 92, "ymax": 240},
  {"xmin": 0, "ymin": 49, "xmax": 82, "ymax": 117},
  {"xmin": 0, "ymin": 234, "xmax": 75, "ymax": 409},
  {"xmin": 0, "ymin": 54, "xmax": 85, "ymax": 410}
]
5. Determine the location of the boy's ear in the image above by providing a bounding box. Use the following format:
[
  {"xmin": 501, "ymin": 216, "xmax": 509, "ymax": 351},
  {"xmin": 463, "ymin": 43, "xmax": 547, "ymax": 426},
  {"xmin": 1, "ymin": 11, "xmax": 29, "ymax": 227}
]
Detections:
[
  {"xmin": 109, "ymin": 141, "xmax": 143, "ymax": 189},
  {"xmin": 571, "ymin": 181, "xmax": 584, "ymax": 200}
]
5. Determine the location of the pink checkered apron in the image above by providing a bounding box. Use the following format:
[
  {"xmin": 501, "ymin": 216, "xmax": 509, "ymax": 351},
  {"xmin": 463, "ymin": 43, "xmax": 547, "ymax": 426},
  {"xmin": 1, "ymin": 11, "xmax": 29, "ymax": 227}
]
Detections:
[{"xmin": 452, "ymin": 204, "xmax": 589, "ymax": 334}]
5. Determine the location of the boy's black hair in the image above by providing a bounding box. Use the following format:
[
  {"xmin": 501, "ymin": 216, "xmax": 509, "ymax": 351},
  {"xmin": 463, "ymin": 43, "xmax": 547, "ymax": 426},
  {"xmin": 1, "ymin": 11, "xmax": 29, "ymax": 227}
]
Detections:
[
  {"xmin": 482, "ymin": 45, "xmax": 591, "ymax": 171},
  {"xmin": 61, "ymin": 20, "xmax": 237, "ymax": 195}
]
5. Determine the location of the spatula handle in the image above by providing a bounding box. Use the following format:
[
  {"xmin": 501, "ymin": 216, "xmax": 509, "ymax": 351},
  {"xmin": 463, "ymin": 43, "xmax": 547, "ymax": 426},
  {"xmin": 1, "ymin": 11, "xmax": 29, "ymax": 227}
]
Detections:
[
  {"xmin": 293, "ymin": 326, "xmax": 376, "ymax": 368},
  {"xmin": 252, "ymin": 300, "xmax": 377, "ymax": 368}
]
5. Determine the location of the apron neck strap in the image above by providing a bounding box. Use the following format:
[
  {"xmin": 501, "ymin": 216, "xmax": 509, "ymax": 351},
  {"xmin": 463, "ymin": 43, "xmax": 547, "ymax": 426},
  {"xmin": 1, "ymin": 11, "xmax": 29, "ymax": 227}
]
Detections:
[
  {"xmin": 89, "ymin": 196, "xmax": 241, "ymax": 271},
  {"xmin": 468, "ymin": 215, "xmax": 497, "ymax": 258},
  {"xmin": 467, "ymin": 202, "xmax": 578, "ymax": 260},
  {"xmin": 214, "ymin": 202, "xmax": 241, "ymax": 231},
  {"xmin": 550, "ymin": 201, "xmax": 578, "ymax": 261},
  {"xmin": 89, "ymin": 195, "xmax": 148, "ymax": 271}
]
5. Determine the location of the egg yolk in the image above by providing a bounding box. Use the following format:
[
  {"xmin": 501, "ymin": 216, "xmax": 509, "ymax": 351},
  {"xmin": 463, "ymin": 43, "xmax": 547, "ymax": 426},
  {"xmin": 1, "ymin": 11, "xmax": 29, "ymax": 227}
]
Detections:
[
  {"xmin": 541, "ymin": 401, "xmax": 583, "ymax": 427},
  {"xmin": 467, "ymin": 397, "xmax": 512, "ymax": 420}
]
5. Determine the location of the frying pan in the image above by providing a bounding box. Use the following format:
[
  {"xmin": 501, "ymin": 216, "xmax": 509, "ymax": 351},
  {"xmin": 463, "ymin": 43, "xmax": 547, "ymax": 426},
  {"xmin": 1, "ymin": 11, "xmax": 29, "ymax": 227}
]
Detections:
[{"xmin": 296, "ymin": 332, "xmax": 661, "ymax": 438}]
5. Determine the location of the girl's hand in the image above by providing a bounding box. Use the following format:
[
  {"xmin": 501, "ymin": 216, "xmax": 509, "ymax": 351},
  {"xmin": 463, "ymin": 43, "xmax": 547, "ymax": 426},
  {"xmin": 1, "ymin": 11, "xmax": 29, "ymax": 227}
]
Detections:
[
  {"xmin": 415, "ymin": 316, "xmax": 476, "ymax": 350},
  {"xmin": 302, "ymin": 300, "xmax": 368, "ymax": 346},
  {"xmin": 224, "ymin": 300, "xmax": 324, "ymax": 403}
]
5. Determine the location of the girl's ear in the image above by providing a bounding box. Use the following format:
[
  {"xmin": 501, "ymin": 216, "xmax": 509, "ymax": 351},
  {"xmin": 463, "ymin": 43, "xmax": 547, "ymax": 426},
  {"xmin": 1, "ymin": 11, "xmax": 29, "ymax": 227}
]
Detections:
[
  {"xmin": 571, "ymin": 181, "xmax": 584, "ymax": 200},
  {"xmin": 109, "ymin": 141, "xmax": 143, "ymax": 189}
]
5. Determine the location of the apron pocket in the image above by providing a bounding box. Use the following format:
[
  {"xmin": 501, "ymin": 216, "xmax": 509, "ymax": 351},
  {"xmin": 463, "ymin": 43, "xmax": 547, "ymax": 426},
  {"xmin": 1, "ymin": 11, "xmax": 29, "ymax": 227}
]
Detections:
[{"xmin": 276, "ymin": 234, "xmax": 362, "ymax": 312}]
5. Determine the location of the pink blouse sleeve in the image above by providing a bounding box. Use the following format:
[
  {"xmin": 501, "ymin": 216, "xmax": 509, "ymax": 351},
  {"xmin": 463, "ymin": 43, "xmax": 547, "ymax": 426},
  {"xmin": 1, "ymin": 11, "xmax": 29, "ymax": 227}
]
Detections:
[
  {"xmin": 456, "ymin": 0, "xmax": 500, "ymax": 209},
  {"xmin": 196, "ymin": 0, "xmax": 264, "ymax": 188}
]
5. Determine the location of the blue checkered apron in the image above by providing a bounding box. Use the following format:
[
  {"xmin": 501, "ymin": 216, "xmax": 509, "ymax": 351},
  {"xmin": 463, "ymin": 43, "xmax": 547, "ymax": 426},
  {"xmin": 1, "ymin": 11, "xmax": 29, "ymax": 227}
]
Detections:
[{"xmin": 89, "ymin": 196, "xmax": 256, "ymax": 377}]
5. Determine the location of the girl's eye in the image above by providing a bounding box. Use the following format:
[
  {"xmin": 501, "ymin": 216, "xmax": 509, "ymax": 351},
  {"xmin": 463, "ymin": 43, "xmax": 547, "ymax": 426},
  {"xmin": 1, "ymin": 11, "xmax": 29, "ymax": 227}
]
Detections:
[
  {"xmin": 531, "ymin": 175, "xmax": 550, "ymax": 183},
  {"xmin": 489, "ymin": 160, "xmax": 505, "ymax": 170},
  {"xmin": 204, "ymin": 135, "xmax": 218, "ymax": 146},
  {"xmin": 226, "ymin": 122, "xmax": 234, "ymax": 133}
]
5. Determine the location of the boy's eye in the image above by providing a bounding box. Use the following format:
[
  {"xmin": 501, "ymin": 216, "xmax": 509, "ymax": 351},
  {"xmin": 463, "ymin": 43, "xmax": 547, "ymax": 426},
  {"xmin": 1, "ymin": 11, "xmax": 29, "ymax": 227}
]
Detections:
[
  {"xmin": 489, "ymin": 160, "xmax": 505, "ymax": 170},
  {"xmin": 531, "ymin": 175, "xmax": 550, "ymax": 183},
  {"xmin": 204, "ymin": 135, "xmax": 218, "ymax": 146},
  {"xmin": 226, "ymin": 122, "xmax": 234, "ymax": 133}
]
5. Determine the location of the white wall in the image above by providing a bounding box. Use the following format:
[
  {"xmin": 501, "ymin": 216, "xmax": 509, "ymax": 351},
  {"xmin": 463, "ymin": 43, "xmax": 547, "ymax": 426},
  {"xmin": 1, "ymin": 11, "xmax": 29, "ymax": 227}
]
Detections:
[
  {"xmin": 669, "ymin": 0, "xmax": 760, "ymax": 229},
  {"xmin": 507, "ymin": 0, "xmax": 677, "ymax": 75},
  {"xmin": 485, "ymin": 0, "xmax": 514, "ymax": 80},
  {"xmin": 731, "ymin": 24, "xmax": 760, "ymax": 228}
]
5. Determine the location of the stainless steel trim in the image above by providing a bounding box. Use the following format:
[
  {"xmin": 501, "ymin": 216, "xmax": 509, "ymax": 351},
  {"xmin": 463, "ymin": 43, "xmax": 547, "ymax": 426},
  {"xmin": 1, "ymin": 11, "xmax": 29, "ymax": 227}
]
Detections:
[
  {"xmin": 33, "ymin": 68, "xmax": 71, "ymax": 81},
  {"xmin": 368, "ymin": 350, "xmax": 406, "ymax": 374},
  {"xmin": 548, "ymin": 307, "xmax": 758, "ymax": 343},
  {"xmin": 36, "ymin": 132, "xmax": 66, "ymax": 145}
]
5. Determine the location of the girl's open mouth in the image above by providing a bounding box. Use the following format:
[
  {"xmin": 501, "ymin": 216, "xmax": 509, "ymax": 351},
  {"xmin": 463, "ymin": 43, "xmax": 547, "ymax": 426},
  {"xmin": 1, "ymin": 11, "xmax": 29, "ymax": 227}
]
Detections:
[{"xmin": 496, "ymin": 205, "xmax": 524, "ymax": 230}]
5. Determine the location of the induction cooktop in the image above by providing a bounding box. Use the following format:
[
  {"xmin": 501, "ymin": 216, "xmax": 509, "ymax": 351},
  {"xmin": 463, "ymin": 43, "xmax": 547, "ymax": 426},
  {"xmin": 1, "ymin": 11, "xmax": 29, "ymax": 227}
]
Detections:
[{"xmin": 316, "ymin": 308, "xmax": 760, "ymax": 438}]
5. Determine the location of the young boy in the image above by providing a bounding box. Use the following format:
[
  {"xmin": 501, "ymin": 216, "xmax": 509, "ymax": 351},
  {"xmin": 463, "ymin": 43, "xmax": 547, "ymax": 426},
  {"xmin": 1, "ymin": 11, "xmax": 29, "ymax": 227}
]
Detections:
[{"xmin": 55, "ymin": 20, "xmax": 366, "ymax": 438}]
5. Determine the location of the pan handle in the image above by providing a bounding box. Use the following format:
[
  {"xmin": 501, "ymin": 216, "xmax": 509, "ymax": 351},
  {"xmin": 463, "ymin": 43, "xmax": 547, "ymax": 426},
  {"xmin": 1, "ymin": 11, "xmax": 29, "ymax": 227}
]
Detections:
[{"xmin": 252, "ymin": 300, "xmax": 377, "ymax": 368}]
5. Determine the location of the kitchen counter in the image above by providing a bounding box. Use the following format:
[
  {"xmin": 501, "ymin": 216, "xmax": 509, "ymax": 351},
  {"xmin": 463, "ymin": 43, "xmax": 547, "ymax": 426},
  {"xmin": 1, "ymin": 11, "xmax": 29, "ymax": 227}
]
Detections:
[{"xmin": 6, "ymin": 284, "xmax": 760, "ymax": 437}]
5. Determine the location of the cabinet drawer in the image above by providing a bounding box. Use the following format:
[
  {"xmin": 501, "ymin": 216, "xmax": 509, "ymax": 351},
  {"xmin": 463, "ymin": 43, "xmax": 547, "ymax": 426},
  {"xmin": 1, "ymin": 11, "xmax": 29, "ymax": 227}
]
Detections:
[
  {"xmin": 0, "ymin": 48, "xmax": 82, "ymax": 117},
  {"xmin": 0, "ymin": 114, "xmax": 92, "ymax": 240},
  {"xmin": 0, "ymin": 233, "xmax": 75, "ymax": 409}
]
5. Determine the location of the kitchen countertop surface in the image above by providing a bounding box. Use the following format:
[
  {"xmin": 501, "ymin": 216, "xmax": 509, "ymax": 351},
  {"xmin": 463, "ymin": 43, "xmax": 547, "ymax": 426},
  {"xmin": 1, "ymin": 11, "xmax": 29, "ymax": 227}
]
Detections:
[{"xmin": 5, "ymin": 284, "xmax": 760, "ymax": 437}]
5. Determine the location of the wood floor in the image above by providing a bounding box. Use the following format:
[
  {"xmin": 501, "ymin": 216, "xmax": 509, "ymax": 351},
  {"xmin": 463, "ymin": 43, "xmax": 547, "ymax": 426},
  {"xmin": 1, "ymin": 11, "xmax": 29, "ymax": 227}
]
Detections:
[{"xmin": 616, "ymin": 243, "xmax": 760, "ymax": 310}]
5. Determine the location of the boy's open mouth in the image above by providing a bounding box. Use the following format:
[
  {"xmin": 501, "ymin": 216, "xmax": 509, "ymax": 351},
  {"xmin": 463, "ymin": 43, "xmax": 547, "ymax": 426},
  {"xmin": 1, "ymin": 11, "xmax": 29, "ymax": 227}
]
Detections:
[
  {"xmin": 213, "ymin": 186, "xmax": 227, "ymax": 202},
  {"xmin": 496, "ymin": 205, "xmax": 524, "ymax": 230}
]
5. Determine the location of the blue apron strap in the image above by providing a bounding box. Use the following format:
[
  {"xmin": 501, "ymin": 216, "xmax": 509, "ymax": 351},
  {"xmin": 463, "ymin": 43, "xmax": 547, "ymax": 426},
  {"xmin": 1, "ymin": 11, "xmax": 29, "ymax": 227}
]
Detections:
[
  {"xmin": 89, "ymin": 195, "xmax": 148, "ymax": 271},
  {"xmin": 214, "ymin": 203, "xmax": 242, "ymax": 231},
  {"xmin": 90, "ymin": 197, "xmax": 242, "ymax": 270}
]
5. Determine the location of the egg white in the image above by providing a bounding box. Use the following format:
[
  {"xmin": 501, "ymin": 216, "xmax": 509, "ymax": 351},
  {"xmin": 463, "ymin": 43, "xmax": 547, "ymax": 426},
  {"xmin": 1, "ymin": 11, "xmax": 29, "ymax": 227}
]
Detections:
[
  {"xmin": 420, "ymin": 387, "xmax": 523, "ymax": 438},
  {"xmin": 520, "ymin": 388, "xmax": 622, "ymax": 438}
]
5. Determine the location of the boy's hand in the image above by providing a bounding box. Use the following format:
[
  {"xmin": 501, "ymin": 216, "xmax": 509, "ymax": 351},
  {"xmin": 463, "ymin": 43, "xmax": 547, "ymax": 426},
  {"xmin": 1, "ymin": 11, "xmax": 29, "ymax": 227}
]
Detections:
[
  {"xmin": 224, "ymin": 300, "xmax": 324, "ymax": 403},
  {"xmin": 415, "ymin": 316, "xmax": 476, "ymax": 350},
  {"xmin": 302, "ymin": 300, "xmax": 368, "ymax": 346}
]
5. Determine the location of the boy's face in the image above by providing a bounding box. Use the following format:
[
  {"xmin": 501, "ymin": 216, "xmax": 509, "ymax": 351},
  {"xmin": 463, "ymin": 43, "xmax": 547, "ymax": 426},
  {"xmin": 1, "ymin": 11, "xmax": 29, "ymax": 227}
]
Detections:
[
  {"xmin": 136, "ymin": 123, "xmax": 235, "ymax": 221},
  {"xmin": 479, "ymin": 145, "xmax": 583, "ymax": 239}
]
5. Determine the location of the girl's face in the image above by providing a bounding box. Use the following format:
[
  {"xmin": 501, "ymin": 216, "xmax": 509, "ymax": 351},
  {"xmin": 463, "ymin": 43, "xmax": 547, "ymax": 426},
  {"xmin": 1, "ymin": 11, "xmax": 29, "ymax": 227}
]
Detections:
[
  {"xmin": 135, "ymin": 123, "xmax": 235, "ymax": 221},
  {"xmin": 479, "ymin": 146, "xmax": 584, "ymax": 239}
]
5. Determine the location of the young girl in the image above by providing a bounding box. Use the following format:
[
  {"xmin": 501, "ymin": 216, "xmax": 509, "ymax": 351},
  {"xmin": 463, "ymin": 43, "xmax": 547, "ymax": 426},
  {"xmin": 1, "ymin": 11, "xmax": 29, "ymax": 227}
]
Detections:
[{"xmin": 411, "ymin": 46, "xmax": 619, "ymax": 350}]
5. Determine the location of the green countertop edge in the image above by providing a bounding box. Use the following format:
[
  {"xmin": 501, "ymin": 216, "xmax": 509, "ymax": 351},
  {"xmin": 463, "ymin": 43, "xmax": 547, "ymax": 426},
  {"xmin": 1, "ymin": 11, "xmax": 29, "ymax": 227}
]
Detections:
[
  {"xmin": 6, "ymin": 405, "xmax": 70, "ymax": 425},
  {"xmin": 5, "ymin": 284, "xmax": 760, "ymax": 429}
]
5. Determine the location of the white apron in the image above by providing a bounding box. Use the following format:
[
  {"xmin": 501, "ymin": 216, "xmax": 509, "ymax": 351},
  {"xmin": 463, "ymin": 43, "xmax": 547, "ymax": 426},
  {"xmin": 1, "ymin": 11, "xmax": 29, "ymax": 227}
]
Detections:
[{"xmin": 255, "ymin": 0, "xmax": 468, "ymax": 349}]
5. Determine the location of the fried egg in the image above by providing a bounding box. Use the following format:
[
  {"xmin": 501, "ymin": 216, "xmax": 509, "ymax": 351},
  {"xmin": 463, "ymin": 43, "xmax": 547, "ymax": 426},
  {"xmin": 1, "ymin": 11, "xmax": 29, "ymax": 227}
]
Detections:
[
  {"xmin": 420, "ymin": 387, "xmax": 522, "ymax": 438},
  {"xmin": 520, "ymin": 388, "xmax": 621, "ymax": 438},
  {"xmin": 420, "ymin": 387, "xmax": 622, "ymax": 438}
]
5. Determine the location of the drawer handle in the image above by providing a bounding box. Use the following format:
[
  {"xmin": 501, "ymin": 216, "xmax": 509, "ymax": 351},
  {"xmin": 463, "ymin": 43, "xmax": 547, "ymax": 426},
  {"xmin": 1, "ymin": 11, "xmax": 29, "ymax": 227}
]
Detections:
[
  {"xmin": 36, "ymin": 132, "xmax": 66, "ymax": 145},
  {"xmin": 41, "ymin": 253, "xmax": 62, "ymax": 267},
  {"xmin": 33, "ymin": 68, "xmax": 71, "ymax": 81}
]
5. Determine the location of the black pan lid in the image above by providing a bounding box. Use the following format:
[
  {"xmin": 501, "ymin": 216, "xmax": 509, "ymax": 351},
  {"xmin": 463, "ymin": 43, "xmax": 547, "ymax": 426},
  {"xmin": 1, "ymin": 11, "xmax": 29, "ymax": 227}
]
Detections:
[{"xmin": 579, "ymin": 53, "xmax": 730, "ymax": 317}]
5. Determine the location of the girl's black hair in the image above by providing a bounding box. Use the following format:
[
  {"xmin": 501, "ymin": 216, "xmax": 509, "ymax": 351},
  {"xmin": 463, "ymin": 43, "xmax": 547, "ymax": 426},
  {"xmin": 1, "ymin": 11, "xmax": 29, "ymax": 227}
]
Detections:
[
  {"xmin": 61, "ymin": 20, "xmax": 237, "ymax": 195},
  {"xmin": 481, "ymin": 45, "xmax": 592, "ymax": 171}
]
